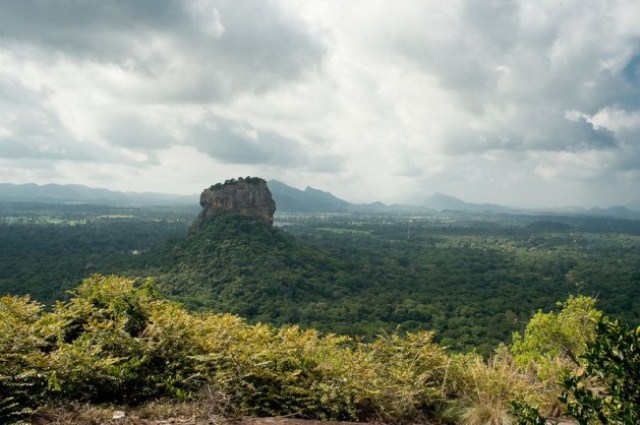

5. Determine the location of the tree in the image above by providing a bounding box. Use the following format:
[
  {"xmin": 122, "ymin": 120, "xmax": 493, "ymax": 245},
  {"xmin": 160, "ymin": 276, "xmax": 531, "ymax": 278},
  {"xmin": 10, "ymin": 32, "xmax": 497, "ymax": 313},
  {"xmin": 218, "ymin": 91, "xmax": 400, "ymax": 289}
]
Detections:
[
  {"xmin": 560, "ymin": 318, "xmax": 640, "ymax": 424},
  {"xmin": 515, "ymin": 317, "xmax": 640, "ymax": 424},
  {"xmin": 511, "ymin": 296, "xmax": 602, "ymax": 380}
]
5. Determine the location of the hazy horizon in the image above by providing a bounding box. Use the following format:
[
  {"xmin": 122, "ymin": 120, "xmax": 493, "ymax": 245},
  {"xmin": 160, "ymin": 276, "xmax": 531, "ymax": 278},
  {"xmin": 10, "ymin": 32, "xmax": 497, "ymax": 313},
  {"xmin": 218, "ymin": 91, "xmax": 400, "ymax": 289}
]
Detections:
[
  {"xmin": 1, "ymin": 1, "xmax": 639, "ymax": 208},
  {"xmin": 3, "ymin": 178, "xmax": 639, "ymax": 211}
]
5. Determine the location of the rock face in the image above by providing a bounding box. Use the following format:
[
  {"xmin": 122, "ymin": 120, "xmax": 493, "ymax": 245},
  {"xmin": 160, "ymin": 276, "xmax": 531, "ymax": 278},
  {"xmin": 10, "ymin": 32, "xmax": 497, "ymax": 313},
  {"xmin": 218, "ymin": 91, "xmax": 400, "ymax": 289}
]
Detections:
[{"xmin": 193, "ymin": 177, "xmax": 276, "ymax": 229}]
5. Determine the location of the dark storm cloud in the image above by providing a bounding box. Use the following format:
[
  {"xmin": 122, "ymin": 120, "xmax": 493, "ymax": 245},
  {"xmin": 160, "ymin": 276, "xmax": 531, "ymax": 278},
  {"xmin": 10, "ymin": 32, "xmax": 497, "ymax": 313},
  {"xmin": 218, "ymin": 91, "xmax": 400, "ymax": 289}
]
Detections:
[
  {"xmin": 622, "ymin": 51, "xmax": 640, "ymax": 82},
  {"xmin": 613, "ymin": 49, "xmax": 640, "ymax": 110},
  {"xmin": 609, "ymin": 126, "xmax": 640, "ymax": 172},
  {"xmin": 0, "ymin": 0, "xmax": 327, "ymax": 170},
  {"xmin": 444, "ymin": 114, "xmax": 618, "ymax": 155},
  {"xmin": 0, "ymin": 0, "xmax": 326, "ymax": 102},
  {"xmin": 0, "ymin": 1, "xmax": 184, "ymax": 58},
  {"xmin": 382, "ymin": 0, "xmax": 640, "ymax": 184},
  {"xmin": 187, "ymin": 114, "xmax": 345, "ymax": 171},
  {"xmin": 190, "ymin": 116, "xmax": 307, "ymax": 166}
]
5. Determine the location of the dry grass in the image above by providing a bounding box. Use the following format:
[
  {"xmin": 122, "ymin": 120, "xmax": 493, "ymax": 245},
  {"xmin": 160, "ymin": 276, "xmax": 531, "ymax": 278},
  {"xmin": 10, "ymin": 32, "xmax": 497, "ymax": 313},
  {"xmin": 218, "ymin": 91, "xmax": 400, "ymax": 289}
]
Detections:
[
  {"xmin": 458, "ymin": 402, "xmax": 514, "ymax": 425},
  {"xmin": 445, "ymin": 348, "xmax": 543, "ymax": 425}
]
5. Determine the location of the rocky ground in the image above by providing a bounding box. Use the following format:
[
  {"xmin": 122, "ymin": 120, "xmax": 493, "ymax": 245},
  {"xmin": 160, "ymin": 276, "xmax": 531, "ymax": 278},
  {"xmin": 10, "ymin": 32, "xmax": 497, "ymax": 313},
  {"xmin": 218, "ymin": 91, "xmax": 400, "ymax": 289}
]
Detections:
[
  {"xmin": 31, "ymin": 414, "xmax": 578, "ymax": 425},
  {"xmin": 33, "ymin": 414, "xmax": 367, "ymax": 425},
  {"xmin": 29, "ymin": 403, "xmax": 372, "ymax": 425},
  {"xmin": 29, "ymin": 403, "xmax": 575, "ymax": 425}
]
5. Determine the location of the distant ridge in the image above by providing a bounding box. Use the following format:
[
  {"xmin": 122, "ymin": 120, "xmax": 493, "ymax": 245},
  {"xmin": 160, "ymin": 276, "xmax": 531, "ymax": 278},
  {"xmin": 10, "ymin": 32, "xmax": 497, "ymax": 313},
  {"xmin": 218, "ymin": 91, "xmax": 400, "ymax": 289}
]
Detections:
[
  {"xmin": 420, "ymin": 192, "xmax": 513, "ymax": 213},
  {"xmin": 2, "ymin": 181, "xmax": 638, "ymax": 219},
  {"xmin": 268, "ymin": 180, "xmax": 513, "ymax": 214},
  {"xmin": 626, "ymin": 200, "xmax": 640, "ymax": 212},
  {"xmin": 267, "ymin": 181, "xmax": 517, "ymax": 214},
  {"xmin": 544, "ymin": 205, "xmax": 640, "ymax": 220},
  {"xmin": 268, "ymin": 180, "xmax": 350, "ymax": 212},
  {"xmin": 0, "ymin": 183, "xmax": 194, "ymax": 206}
]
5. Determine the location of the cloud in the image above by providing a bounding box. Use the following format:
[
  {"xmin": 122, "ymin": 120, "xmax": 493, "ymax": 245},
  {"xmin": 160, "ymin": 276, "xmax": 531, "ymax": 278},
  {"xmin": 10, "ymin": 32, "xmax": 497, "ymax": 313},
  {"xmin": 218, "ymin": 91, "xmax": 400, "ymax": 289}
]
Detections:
[
  {"xmin": 1, "ymin": 0, "xmax": 640, "ymax": 207},
  {"xmin": 443, "ymin": 111, "xmax": 618, "ymax": 155},
  {"xmin": 101, "ymin": 112, "xmax": 175, "ymax": 151},
  {"xmin": 376, "ymin": 1, "xmax": 638, "ymax": 128},
  {"xmin": 0, "ymin": 0, "xmax": 325, "ymax": 103},
  {"xmin": 0, "ymin": 0, "xmax": 327, "ymax": 172},
  {"xmin": 187, "ymin": 114, "xmax": 345, "ymax": 172},
  {"xmin": 0, "ymin": 77, "xmax": 92, "ymax": 161},
  {"xmin": 343, "ymin": 0, "xmax": 640, "ymax": 194},
  {"xmin": 190, "ymin": 115, "xmax": 303, "ymax": 165}
]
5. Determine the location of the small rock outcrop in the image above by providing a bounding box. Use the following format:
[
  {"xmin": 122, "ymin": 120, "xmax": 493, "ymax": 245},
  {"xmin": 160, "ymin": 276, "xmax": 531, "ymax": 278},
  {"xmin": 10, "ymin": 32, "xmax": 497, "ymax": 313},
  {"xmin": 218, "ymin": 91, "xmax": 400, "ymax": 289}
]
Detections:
[{"xmin": 193, "ymin": 177, "xmax": 276, "ymax": 229}]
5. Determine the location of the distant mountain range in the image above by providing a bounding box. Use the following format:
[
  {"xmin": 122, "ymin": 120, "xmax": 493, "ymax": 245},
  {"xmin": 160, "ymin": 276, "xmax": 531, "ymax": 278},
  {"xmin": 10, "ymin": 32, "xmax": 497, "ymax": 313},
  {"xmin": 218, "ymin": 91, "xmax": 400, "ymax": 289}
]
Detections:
[
  {"xmin": 267, "ymin": 180, "xmax": 350, "ymax": 212},
  {"xmin": 627, "ymin": 200, "xmax": 640, "ymax": 211},
  {"xmin": 1, "ymin": 181, "xmax": 639, "ymax": 219},
  {"xmin": 267, "ymin": 180, "xmax": 512, "ymax": 213},
  {"xmin": 268, "ymin": 180, "xmax": 640, "ymax": 219},
  {"xmin": 0, "ymin": 183, "xmax": 194, "ymax": 206},
  {"xmin": 268, "ymin": 181, "xmax": 640, "ymax": 220},
  {"xmin": 417, "ymin": 192, "xmax": 514, "ymax": 213}
]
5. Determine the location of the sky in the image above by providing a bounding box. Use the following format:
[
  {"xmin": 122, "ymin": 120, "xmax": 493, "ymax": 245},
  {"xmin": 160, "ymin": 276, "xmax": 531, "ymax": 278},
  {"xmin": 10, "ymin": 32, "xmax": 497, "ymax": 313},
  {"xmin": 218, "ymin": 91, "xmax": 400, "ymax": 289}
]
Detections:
[{"xmin": 1, "ymin": 0, "xmax": 639, "ymax": 208}]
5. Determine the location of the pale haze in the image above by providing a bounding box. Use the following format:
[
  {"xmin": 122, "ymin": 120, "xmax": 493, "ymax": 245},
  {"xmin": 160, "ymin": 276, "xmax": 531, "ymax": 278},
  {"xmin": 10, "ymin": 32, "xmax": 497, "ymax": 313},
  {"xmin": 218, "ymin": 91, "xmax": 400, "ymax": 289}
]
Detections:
[{"xmin": 1, "ymin": 0, "xmax": 639, "ymax": 207}]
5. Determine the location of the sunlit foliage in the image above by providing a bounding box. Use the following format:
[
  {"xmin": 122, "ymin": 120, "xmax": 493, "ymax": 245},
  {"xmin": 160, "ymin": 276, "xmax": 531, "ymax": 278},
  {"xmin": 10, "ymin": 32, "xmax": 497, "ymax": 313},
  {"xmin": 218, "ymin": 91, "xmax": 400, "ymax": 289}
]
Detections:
[
  {"xmin": 3, "ymin": 274, "xmax": 637, "ymax": 425},
  {"xmin": 2, "ymin": 275, "xmax": 451, "ymax": 422}
]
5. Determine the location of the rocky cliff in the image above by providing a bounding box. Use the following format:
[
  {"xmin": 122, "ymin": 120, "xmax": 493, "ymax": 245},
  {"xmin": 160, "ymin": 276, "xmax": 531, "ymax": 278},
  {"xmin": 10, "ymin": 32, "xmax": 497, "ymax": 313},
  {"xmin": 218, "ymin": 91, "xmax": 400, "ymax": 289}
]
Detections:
[{"xmin": 193, "ymin": 177, "xmax": 276, "ymax": 229}]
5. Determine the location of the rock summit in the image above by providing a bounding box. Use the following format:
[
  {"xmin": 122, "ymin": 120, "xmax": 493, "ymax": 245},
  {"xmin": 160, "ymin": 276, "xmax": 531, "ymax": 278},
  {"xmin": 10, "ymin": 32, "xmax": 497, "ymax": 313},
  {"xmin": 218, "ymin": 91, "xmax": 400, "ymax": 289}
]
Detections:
[{"xmin": 193, "ymin": 177, "xmax": 276, "ymax": 229}]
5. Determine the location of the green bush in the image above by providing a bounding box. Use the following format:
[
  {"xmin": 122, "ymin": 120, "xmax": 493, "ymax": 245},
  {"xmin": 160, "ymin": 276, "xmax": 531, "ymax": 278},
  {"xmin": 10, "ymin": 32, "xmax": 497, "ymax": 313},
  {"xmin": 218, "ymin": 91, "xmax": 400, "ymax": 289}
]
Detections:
[
  {"xmin": 40, "ymin": 275, "xmax": 206, "ymax": 402},
  {"xmin": 0, "ymin": 295, "xmax": 47, "ymax": 423},
  {"xmin": 7, "ymin": 276, "xmax": 636, "ymax": 425},
  {"xmin": 514, "ymin": 316, "xmax": 640, "ymax": 424},
  {"xmin": 0, "ymin": 275, "xmax": 451, "ymax": 422},
  {"xmin": 195, "ymin": 321, "xmax": 448, "ymax": 421},
  {"xmin": 560, "ymin": 318, "xmax": 640, "ymax": 424},
  {"xmin": 511, "ymin": 296, "xmax": 602, "ymax": 379},
  {"xmin": 509, "ymin": 295, "xmax": 602, "ymax": 417}
]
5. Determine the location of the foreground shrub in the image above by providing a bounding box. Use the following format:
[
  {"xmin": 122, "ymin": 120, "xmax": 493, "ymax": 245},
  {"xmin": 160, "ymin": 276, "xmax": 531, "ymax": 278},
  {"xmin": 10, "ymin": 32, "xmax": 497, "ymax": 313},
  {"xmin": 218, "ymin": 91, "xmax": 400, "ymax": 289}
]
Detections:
[
  {"xmin": 6, "ymin": 276, "xmax": 627, "ymax": 425},
  {"xmin": 509, "ymin": 295, "xmax": 602, "ymax": 417},
  {"xmin": 560, "ymin": 318, "xmax": 640, "ymax": 424},
  {"xmin": 353, "ymin": 331, "xmax": 448, "ymax": 421},
  {"xmin": 515, "ymin": 316, "xmax": 640, "ymax": 424},
  {"xmin": 39, "ymin": 275, "xmax": 205, "ymax": 402},
  {"xmin": 196, "ymin": 321, "xmax": 448, "ymax": 421},
  {"xmin": 1, "ymin": 275, "xmax": 451, "ymax": 422},
  {"xmin": 196, "ymin": 321, "xmax": 358, "ymax": 419},
  {"xmin": 0, "ymin": 295, "xmax": 47, "ymax": 424},
  {"xmin": 511, "ymin": 296, "xmax": 601, "ymax": 379}
]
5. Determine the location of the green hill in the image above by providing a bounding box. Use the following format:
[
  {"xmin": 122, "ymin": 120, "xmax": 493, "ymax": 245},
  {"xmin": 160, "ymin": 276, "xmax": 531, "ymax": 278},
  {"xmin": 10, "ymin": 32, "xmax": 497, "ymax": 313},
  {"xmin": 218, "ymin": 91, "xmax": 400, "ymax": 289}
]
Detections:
[{"xmin": 154, "ymin": 213, "xmax": 344, "ymax": 323}]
